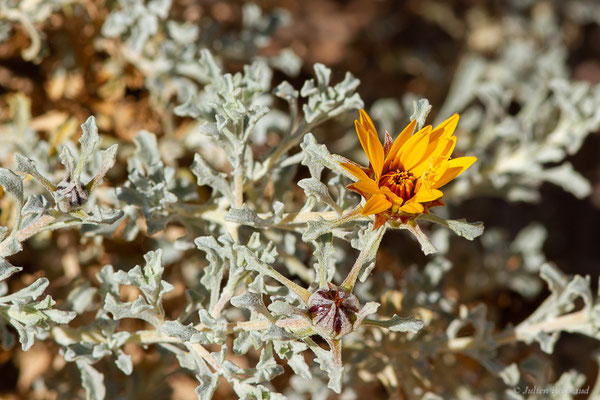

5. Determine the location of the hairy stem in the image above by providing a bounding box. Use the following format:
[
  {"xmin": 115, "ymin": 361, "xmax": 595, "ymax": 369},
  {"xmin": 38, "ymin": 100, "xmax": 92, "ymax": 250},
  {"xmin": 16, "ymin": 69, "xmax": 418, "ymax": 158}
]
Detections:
[
  {"xmin": 0, "ymin": 214, "xmax": 55, "ymax": 255},
  {"xmin": 51, "ymin": 317, "xmax": 311, "ymax": 347},
  {"xmin": 341, "ymin": 225, "xmax": 386, "ymax": 292}
]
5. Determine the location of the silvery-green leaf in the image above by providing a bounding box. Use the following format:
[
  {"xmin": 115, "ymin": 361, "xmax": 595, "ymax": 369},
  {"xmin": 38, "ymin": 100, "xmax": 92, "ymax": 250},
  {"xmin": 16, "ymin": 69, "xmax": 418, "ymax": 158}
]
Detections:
[
  {"xmin": 297, "ymin": 178, "xmax": 341, "ymax": 213},
  {"xmin": 147, "ymin": 0, "xmax": 172, "ymax": 18},
  {"xmin": 0, "ymin": 235, "xmax": 23, "ymax": 257},
  {"xmin": 82, "ymin": 207, "xmax": 124, "ymax": 226},
  {"xmin": 540, "ymin": 163, "xmax": 591, "ymax": 199},
  {"xmin": 225, "ymin": 205, "xmax": 270, "ymax": 228},
  {"xmin": 190, "ymin": 153, "xmax": 233, "ymax": 201},
  {"xmin": 14, "ymin": 154, "xmax": 55, "ymax": 192},
  {"xmin": 287, "ymin": 352, "xmax": 311, "ymax": 380},
  {"xmin": 103, "ymin": 293, "xmax": 161, "ymax": 328},
  {"xmin": 43, "ymin": 309, "xmax": 76, "ymax": 324},
  {"xmin": 76, "ymin": 360, "xmax": 106, "ymax": 400},
  {"xmin": 313, "ymin": 63, "xmax": 331, "ymax": 90},
  {"xmin": 233, "ymin": 331, "xmax": 254, "ymax": 355},
  {"xmin": 166, "ymin": 20, "xmax": 198, "ymax": 44},
  {"xmin": 96, "ymin": 265, "xmax": 120, "ymax": 297},
  {"xmin": 74, "ymin": 116, "xmax": 99, "ymax": 182},
  {"xmin": 115, "ymin": 350, "xmax": 133, "ymax": 375},
  {"xmin": 174, "ymin": 93, "xmax": 202, "ymax": 118},
  {"xmin": 92, "ymin": 344, "xmax": 112, "ymax": 359},
  {"xmin": 108, "ymin": 331, "xmax": 131, "ymax": 349},
  {"xmin": 0, "ymin": 277, "xmax": 48, "ymax": 304},
  {"xmin": 302, "ymin": 219, "xmax": 337, "ymax": 242},
  {"xmin": 0, "ymin": 259, "xmax": 22, "ymax": 281},
  {"xmin": 274, "ymin": 80, "xmax": 299, "ymax": 102},
  {"xmin": 163, "ymin": 343, "xmax": 200, "ymax": 371},
  {"xmin": 195, "ymin": 374, "xmax": 219, "ymax": 400},
  {"xmin": 230, "ymin": 292, "xmax": 271, "ymax": 318},
  {"xmin": 161, "ymin": 320, "xmax": 205, "ymax": 343},
  {"xmin": 59, "ymin": 146, "xmax": 76, "ymax": 176},
  {"xmin": 300, "ymin": 78, "xmax": 318, "ymax": 98},
  {"xmin": 133, "ymin": 130, "xmax": 161, "ymax": 167},
  {"xmin": 306, "ymin": 338, "xmax": 342, "ymax": 393},
  {"xmin": 334, "ymin": 72, "xmax": 361, "ymax": 98},
  {"xmin": 312, "ymin": 234, "xmax": 335, "ymax": 288},
  {"xmin": 11, "ymin": 319, "xmax": 35, "ymax": 350},
  {"xmin": 22, "ymin": 194, "xmax": 50, "ymax": 216},
  {"xmin": 363, "ymin": 315, "xmax": 425, "ymax": 333},
  {"xmin": 252, "ymin": 343, "xmax": 284, "ymax": 383},
  {"xmin": 88, "ymin": 144, "xmax": 118, "ymax": 192},
  {"xmin": 418, "ymin": 213, "xmax": 484, "ymax": 241},
  {"xmin": 0, "ymin": 167, "xmax": 23, "ymax": 205},
  {"xmin": 354, "ymin": 301, "xmax": 380, "ymax": 329},
  {"xmin": 198, "ymin": 309, "xmax": 227, "ymax": 344},
  {"xmin": 127, "ymin": 14, "xmax": 158, "ymax": 53},
  {"xmin": 101, "ymin": 10, "xmax": 134, "ymax": 37},
  {"xmin": 267, "ymin": 300, "xmax": 296, "ymax": 317},
  {"xmin": 410, "ymin": 99, "xmax": 432, "ymax": 130},
  {"xmin": 348, "ymin": 225, "xmax": 386, "ymax": 283},
  {"xmin": 63, "ymin": 343, "xmax": 96, "ymax": 362},
  {"xmin": 112, "ymin": 250, "xmax": 173, "ymax": 315},
  {"xmin": 300, "ymin": 133, "xmax": 346, "ymax": 180},
  {"xmin": 195, "ymin": 236, "xmax": 227, "ymax": 312}
]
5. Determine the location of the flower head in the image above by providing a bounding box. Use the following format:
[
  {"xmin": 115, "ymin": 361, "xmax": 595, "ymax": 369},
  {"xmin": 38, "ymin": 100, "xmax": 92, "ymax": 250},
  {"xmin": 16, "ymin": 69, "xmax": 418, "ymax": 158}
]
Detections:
[{"xmin": 341, "ymin": 109, "xmax": 476, "ymax": 228}]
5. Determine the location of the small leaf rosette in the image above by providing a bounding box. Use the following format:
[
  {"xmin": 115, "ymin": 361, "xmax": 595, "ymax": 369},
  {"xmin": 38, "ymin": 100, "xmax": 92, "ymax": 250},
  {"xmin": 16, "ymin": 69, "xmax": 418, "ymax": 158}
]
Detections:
[{"xmin": 340, "ymin": 109, "xmax": 477, "ymax": 228}]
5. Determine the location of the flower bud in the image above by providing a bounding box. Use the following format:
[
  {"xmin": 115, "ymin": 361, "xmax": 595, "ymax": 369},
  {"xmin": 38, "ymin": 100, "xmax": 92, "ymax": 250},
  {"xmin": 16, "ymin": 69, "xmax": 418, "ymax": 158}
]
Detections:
[
  {"xmin": 55, "ymin": 178, "xmax": 88, "ymax": 212},
  {"xmin": 307, "ymin": 283, "xmax": 360, "ymax": 339}
]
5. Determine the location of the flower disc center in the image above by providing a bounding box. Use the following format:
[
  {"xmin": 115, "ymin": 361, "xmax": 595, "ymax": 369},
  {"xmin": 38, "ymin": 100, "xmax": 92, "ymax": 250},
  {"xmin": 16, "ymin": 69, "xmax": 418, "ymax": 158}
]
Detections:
[{"xmin": 380, "ymin": 170, "xmax": 416, "ymax": 200}]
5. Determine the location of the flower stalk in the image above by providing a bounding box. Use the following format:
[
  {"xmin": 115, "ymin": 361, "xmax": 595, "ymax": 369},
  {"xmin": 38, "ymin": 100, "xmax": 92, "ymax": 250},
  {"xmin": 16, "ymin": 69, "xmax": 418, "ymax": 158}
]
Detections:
[{"xmin": 341, "ymin": 225, "xmax": 386, "ymax": 292}]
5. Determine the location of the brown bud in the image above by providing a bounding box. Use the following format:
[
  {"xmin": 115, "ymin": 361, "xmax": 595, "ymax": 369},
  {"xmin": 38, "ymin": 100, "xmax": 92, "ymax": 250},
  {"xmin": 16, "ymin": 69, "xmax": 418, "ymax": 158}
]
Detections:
[
  {"xmin": 55, "ymin": 178, "xmax": 88, "ymax": 212},
  {"xmin": 307, "ymin": 283, "xmax": 360, "ymax": 339}
]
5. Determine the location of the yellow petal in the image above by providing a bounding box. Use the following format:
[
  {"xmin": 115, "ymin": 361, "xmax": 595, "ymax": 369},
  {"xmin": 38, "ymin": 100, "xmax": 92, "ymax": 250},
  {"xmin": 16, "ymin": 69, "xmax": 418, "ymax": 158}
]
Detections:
[
  {"xmin": 362, "ymin": 194, "xmax": 392, "ymax": 215},
  {"xmin": 427, "ymin": 113, "xmax": 460, "ymax": 154},
  {"xmin": 414, "ymin": 187, "xmax": 443, "ymax": 203},
  {"xmin": 397, "ymin": 125, "xmax": 432, "ymax": 171},
  {"xmin": 340, "ymin": 162, "xmax": 370, "ymax": 181},
  {"xmin": 411, "ymin": 136, "xmax": 456, "ymax": 177},
  {"xmin": 366, "ymin": 130, "xmax": 384, "ymax": 179},
  {"xmin": 352, "ymin": 179, "xmax": 382, "ymax": 196},
  {"xmin": 434, "ymin": 113, "xmax": 459, "ymax": 136},
  {"xmin": 422, "ymin": 114, "xmax": 460, "ymax": 154},
  {"xmin": 433, "ymin": 156, "xmax": 477, "ymax": 189},
  {"xmin": 354, "ymin": 119, "xmax": 370, "ymax": 161},
  {"xmin": 399, "ymin": 201, "xmax": 424, "ymax": 214},
  {"xmin": 360, "ymin": 109, "xmax": 376, "ymax": 134},
  {"xmin": 384, "ymin": 119, "xmax": 416, "ymax": 171},
  {"xmin": 355, "ymin": 119, "xmax": 384, "ymax": 179},
  {"xmin": 379, "ymin": 186, "xmax": 403, "ymax": 205},
  {"xmin": 439, "ymin": 136, "xmax": 457, "ymax": 159}
]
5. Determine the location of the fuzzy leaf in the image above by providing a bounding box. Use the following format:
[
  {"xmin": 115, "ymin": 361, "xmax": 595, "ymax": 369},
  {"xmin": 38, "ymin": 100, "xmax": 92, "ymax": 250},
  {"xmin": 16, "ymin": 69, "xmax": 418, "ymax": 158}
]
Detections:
[
  {"xmin": 0, "ymin": 168, "xmax": 23, "ymax": 205},
  {"xmin": 195, "ymin": 374, "xmax": 219, "ymax": 400},
  {"xmin": 74, "ymin": 116, "xmax": 99, "ymax": 182},
  {"xmin": 364, "ymin": 315, "xmax": 425, "ymax": 333},
  {"xmin": 76, "ymin": 360, "xmax": 106, "ymax": 400},
  {"xmin": 418, "ymin": 213, "xmax": 484, "ymax": 241}
]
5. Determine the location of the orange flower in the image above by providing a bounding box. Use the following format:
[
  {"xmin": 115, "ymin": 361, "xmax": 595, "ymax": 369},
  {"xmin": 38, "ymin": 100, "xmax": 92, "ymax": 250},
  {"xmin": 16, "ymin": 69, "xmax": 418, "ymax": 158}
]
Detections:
[{"xmin": 340, "ymin": 109, "xmax": 476, "ymax": 229}]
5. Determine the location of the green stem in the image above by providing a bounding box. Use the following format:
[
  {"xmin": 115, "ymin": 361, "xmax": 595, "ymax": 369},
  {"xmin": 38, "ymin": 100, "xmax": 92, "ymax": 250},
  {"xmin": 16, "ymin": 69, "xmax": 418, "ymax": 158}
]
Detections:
[
  {"xmin": 51, "ymin": 317, "xmax": 311, "ymax": 347},
  {"xmin": 260, "ymin": 265, "xmax": 312, "ymax": 304},
  {"xmin": 341, "ymin": 225, "xmax": 386, "ymax": 292}
]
